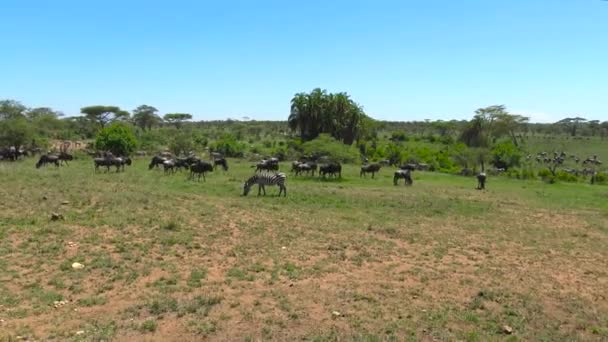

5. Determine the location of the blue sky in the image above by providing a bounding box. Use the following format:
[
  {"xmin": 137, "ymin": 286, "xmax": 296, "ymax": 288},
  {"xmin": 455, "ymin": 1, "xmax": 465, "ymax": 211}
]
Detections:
[{"xmin": 2, "ymin": 0, "xmax": 607, "ymax": 122}]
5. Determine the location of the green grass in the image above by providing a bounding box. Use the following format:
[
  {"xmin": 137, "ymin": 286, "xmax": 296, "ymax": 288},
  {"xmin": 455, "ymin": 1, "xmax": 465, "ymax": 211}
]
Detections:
[{"xmin": 0, "ymin": 157, "xmax": 607, "ymax": 340}]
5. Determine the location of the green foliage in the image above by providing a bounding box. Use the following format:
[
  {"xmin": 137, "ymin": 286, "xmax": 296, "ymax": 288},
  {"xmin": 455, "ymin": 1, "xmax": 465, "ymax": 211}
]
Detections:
[
  {"xmin": 390, "ymin": 131, "xmax": 408, "ymax": 142},
  {"xmin": 95, "ymin": 122, "xmax": 138, "ymax": 156},
  {"xmin": 211, "ymin": 133, "xmax": 246, "ymax": 157},
  {"xmin": 137, "ymin": 129, "xmax": 168, "ymax": 152},
  {"xmin": 169, "ymin": 130, "xmax": 195, "ymax": 156},
  {"xmin": 288, "ymin": 88, "xmax": 368, "ymax": 145},
  {"xmin": 81, "ymin": 105, "xmax": 129, "ymax": 129},
  {"xmin": 132, "ymin": 105, "xmax": 161, "ymax": 131},
  {"xmin": 556, "ymin": 171, "xmax": 578, "ymax": 183},
  {"xmin": 164, "ymin": 113, "xmax": 193, "ymax": 128},
  {"xmin": 0, "ymin": 117, "xmax": 34, "ymax": 147},
  {"xmin": 490, "ymin": 141, "xmax": 523, "ymax": 169},
  {"xmin": 300, "ymin": 134, "xmax": 361, "ymax": 163},
  {"xmin": 594, "ymin": 173, "xmax": 607, "ymax": 184}
]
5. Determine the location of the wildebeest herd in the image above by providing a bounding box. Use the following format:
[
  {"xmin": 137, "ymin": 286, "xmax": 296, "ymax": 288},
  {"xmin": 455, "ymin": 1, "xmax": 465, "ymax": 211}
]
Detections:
[{"xmin": 7, "ymin": 145, "xmax": 605, "ymax": 197}]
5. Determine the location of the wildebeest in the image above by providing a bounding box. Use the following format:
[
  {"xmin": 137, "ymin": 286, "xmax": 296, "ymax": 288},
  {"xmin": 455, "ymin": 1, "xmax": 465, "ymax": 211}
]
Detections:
[
  {"xmin": 163, "ymin": 159, "xmax": 176, "ymax": 173},
  {"xmin": 360, "ymin": 163, "xmax": 381, "ymax": 178},
  {"xmin": 94, "ymin": 155, "xmax": 131, "ymax": 172},
  {"xmin": 36, "ymin": 154, "xmax": 60, "ymax": 168},
  {"xmin": 254, "ymin": 158, "xmax": 279, "ymax": 172},
  {"xmin": 292, "ymin": 161, "xmax": 317, "ymax": 176},
  {"xmin": 393, "ymin": 169, "xmax": 412, "ymax": 185},
  {"xmin": 58, "ymin": 152, "xmax": 73, "ymax": 166},
  {"xmin": 476, "ymin": 172, "xmax": 487, "ymax": 190},
  {"xmin": 319, "ymin": 162, "xmax": 342, "ymax": 178},
  {"xmin": 149, "ymin": 155, "xmax": 167, "ymax": 169},
  {"xmin": 114, "ymin": 157, "xmax": 132, "ymax": 172},
  {"xmin": 243, "ymin": 172, "xmax": 287, "ymax": 197},
  {"xmin": 189, "ymin": 160, "xmax": 213, "ymax": 181},
  {"xmin": 213, "ymin": 158, "xmax": 229, "ymax": 171}
]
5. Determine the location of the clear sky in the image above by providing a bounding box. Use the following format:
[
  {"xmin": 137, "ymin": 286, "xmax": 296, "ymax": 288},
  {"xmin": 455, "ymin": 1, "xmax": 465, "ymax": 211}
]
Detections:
[{"xmin": 2, "ymin": 0, "xmax": 607, "ymax": 123}]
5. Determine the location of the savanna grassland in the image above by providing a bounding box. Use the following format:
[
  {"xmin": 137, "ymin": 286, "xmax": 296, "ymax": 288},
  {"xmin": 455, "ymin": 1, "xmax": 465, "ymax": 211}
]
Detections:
[{"xmin": 1, "ymin": 157, "xmax": 608, "ymax": 341}]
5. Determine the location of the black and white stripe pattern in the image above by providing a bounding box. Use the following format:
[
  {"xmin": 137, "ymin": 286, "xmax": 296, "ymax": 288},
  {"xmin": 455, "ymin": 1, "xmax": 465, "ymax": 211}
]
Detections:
[{"xmin": 243, "ymin": 172, "xmax": 287, "ymax": 196}]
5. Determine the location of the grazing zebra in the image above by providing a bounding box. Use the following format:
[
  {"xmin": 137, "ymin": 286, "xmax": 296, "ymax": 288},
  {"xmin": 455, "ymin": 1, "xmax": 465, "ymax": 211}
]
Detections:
[
  {"xmin": 243, "ymin": 172, "xmax": 287, "ymax": 197},
  {"xmin": 393, "ymin": 169, "xmax": 412, "ymax": 185},
  {"xmin": 477, "ymin": 172, "xmax": 487, "ymax": 190}
]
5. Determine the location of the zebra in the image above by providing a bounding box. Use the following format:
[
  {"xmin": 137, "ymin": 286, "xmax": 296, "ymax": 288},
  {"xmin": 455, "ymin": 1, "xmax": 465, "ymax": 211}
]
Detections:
[{"xmin": 243, "ymin": 172, "xmax": 287, "ymax": 197}]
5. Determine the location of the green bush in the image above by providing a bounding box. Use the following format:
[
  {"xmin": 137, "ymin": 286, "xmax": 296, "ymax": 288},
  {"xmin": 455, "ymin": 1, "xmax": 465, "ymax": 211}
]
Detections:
[
  {"xmin": 169, "ymin": 131, "xmax": 195, "ymax": 156},
  {"xmin": 556, "ymin": 171, "xmax": 578, "ymax": 183},
  {"xmin": 0, "ymin": 117, "xmax": 34, "ymax": 147},
  {"xmin": 301, "ymin": 134, "xmax": 360, "ymax": 163},
  {"xmin": 490, "ymin": 141, "xmax": 522, "ymax": 169},
  {"xmin": 505, "ymin": 169, "xmax": 521, "ymax": 178},
  {"xmin": 95, "ymin": 122, "xmax": 138, "ymax": 156},
  {"xmin": 594, "ymin": 173, "xmax": 607, "ymax": 184},
  {"xmin": 211, "ymin": 133, "xmax": 245, "ymax": 157}
]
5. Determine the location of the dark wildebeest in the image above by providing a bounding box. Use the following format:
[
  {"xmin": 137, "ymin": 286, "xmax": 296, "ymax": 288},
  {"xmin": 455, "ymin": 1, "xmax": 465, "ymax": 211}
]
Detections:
[
  {"xmin": 36, "ymin": 155, "xmax": 60, "ymax": 168},
  {"xmin": 58, "ymin": 152, "xmax": 73, "ymax": 166},
  {"xmin": 476, "ymin": 172, "xmax": 487, "ymax": 190},
  {"xmin": 173, "ymin": 158, "xmax": 191, "ymax": 171},
  {"xmin": 94, "ymin": 157, "xmax": 113, "ymax": 172},
  {"xmin": 163, "ymin": 159, "xmax": 176, "ymax": 174},
  {"xmin": 189, "ymin": 160, "xmax": 213, "ymax": 181},
  {"xmin": 319, "ymin": 162, "xmax": 342, "ymax": 178},
  {"xmin": 94, "ymin": 156, "xmax": 131, "ymax": 172},
  {"xmin": 254, "ymin": 158, "xmax": 279, "ymax": 172},
  {"xmin": 115, "ymin": 157, "xmax": 131, "ymax": 172},
  {"xmin": 360, "ymin": 163, "xmax": 381, "ymax": 178},
  {"xmin": 149, "ymin": 155, "xmax": 167, "ymax": 169},
  {"xmin": 394, "ymin": 169, "xmax": 413, "ymax": 185},
  {"xmin": 213, "ymin": 158, "xmax": 229, "ymax": 171},
  {"xmin": 294, "ymin": 162, "xmax": 312, "ymax": 176},
  {"xmin": 290, "ymin": 161, "xmax": 301, "ymax": 173},
  {"xmin": 0, "ymin": 147, "xmax": 17, "ymax": 161}
]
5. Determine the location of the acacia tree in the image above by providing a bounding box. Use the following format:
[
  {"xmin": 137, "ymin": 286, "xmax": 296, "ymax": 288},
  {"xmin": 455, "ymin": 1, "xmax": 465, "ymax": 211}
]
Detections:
[
  {"xmin": 164, "ymin": 113, "xmax": 192, "ymax": 128},
  {"xmin": 557, "ymin": 117, "xmax": 587, "ymax": 136},
  {"xmin": 0, "ymin": 100, "xmax": 27, "ymax": 120},
  {"xmin": 459, "ymin": 105, "xmax": 529, "ymax": 170},
  {"xmin": 81, "ymin": 105, "xmax": 129, "ymax": 129},
  {"xmin": 132, "ymin": 105, "xmax": 161, "ymax": 131}
]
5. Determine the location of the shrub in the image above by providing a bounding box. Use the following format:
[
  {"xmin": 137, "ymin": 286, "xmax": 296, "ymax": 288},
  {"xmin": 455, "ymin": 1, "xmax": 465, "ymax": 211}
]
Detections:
[
  {"xmin": 556, "ymin": 171, "xmax": 578, "ymax": 183},
  {"xmin": 594, "ymin": 173, "xmax": 607, "ymax": 184},
  {"xmin": 169, "ymin": 131, "xmax": 195, "ymax": 156},
  {"xmin": 301, "ymin": 134, "xmax": 360, "ymax": 163},
  {"xmin": 490, "ymin": 141, "xmax": 522, "ymax": 170},
  {"xmin": 211, "ymin": 133, "xmax": 245, "ymax": 157},
  {"xmin": 94, "ymin": 122, "xmax": 137, "ymax": 156}
]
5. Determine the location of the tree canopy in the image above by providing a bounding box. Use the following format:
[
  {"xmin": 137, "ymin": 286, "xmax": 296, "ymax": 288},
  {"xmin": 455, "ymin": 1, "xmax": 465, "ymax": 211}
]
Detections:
[
  {"xmin": 288, "ymin": 88, "xmax": 369, "ymax": 145},
  {"xmin": 164, "ymin": 113, "xmax": 193, "ymax": 128},
  {"xmin": 81, "ymin": 105, "xmax": 130, "ymax": 129},
  {"xmin": 132, "ymin": 105, "xmax": 161, "ymax": 131},
  {"xmin": 557, "ymin": 117, "xmax": 587, "ymax": 137}
]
